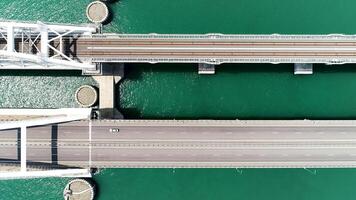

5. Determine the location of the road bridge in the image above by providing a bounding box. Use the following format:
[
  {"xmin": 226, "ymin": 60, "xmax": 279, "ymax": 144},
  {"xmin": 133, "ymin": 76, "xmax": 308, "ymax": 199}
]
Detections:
[{"xmin": 3, "ymin": 120, "xmax": 356, "ymax": 169}]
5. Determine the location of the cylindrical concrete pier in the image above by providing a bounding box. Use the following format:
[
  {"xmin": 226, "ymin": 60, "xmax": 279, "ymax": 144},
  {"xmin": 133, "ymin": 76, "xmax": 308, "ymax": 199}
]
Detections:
[
  {"xmin": 86, "ymin": 1, "xmax": 109, "ymax": 24},
  {"xmin": 63, "ymin": 179, "xmax": 95, "ymax": 200},
  {"xmin": 75, "ymin": 85, "xmax": 98, "ymax": 108}
]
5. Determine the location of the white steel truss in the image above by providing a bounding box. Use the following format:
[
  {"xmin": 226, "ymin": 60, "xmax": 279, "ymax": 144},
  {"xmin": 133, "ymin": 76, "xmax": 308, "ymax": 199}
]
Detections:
[
  {"xmin": 0, "ymin": 108, "xmax": 92, "ymax": 180},
  {"xmin": 0, "ymin": 20, "xmax": 97, "ymax": 71}
]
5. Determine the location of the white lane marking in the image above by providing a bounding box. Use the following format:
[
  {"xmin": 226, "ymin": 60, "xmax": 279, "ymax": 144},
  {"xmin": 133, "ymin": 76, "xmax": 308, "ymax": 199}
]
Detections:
[
  {"xmin": 88, "ymin": 46, "xmax": 356, "ymax": 52},
  {"xmin": 90, "ymin": 138, "xmax": 356, "ymax": 142}
]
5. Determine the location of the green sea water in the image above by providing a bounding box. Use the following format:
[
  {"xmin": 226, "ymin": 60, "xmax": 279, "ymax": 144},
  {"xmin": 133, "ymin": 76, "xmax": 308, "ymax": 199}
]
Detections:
[{"xmin": 3, "ymin": 0, "xmax": 356, "ymax": 199}]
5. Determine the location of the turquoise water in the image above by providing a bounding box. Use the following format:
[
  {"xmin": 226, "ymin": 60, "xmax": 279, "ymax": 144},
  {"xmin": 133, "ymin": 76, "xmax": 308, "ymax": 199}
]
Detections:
[
  {"xmin": 3, "ymin": 0, "xmax": 356, "ymax": 199},
  {"xmin": 0, "ymin": 71, "xmax": 96, "ymax": 108},
  {"xmin": 4, "ymin": 169, "xmax": 356, "ymax": 200},
  {"xmin": 0, "ymin": 177, "xmax": 69, "ymax": 200},
  {"xmin": 108, "ymin": 0, "xmax": 356, "ymax": 34},
  {"xmin": 94, "ymin": 168, "xmax": 356, "ymax": 200},
  {"xmin": 120, "ymin": 64, "xmax": 356, "ymax": 119}
]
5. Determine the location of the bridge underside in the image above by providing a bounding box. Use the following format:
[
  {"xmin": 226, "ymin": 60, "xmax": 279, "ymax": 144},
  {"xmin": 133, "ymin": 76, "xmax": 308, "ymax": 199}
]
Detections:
[{"xmin": 3, "ymin": 120, "xmax": 356, "ymax": 169}]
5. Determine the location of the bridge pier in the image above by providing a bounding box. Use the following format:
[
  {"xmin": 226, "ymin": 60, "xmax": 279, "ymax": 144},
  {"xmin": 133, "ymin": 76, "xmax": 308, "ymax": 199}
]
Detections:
[
  {"xmin": 92, "ymin": 63, "xmax": 124, "ymax": 119},
  {"xmin": 294, "ymin": 63, "xmax": 313, "ymax": 75},
  {"xmin": 198, "ymin": 63, "xmax": 215, "ymax": 74}
]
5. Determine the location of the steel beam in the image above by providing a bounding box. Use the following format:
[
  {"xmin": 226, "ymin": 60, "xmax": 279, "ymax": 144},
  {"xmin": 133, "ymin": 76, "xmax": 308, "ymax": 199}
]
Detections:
[
  {"xmin": 0, "ymin": 169, "xmax": 92, "ymax": 180},
  {"xmin": 6, "ymin": 25, "xmax": 13, "ymax": 52}
]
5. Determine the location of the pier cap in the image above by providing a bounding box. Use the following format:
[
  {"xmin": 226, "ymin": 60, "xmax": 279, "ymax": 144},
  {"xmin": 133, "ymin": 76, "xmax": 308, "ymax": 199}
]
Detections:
[{"xmin": 86, "ymin": 1, "xmax": 109, "ymax": 24}]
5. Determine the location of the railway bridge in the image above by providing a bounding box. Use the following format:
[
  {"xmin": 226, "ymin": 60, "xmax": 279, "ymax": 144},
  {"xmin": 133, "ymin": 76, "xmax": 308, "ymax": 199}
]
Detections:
[{"xmin": 2, "ymin": 21, "xmax": 356, "ymax": 74}]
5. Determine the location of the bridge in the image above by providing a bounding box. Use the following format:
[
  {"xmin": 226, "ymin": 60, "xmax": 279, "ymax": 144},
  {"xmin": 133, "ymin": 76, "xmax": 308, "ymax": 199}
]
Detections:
[
  {"xmin": 2, "ymin": 21, "xmax": 356, "ymax": 180},
  {"xmin": 3, "ymin": 117, "xmax": 356, "ymax": 174},
  {"xmin": 78, "ymin": 33, "xmax": 356, "ymax": 65},
  {"xmin": 2, "ymin": 21, "xmax": 356, "ymax": 74}
]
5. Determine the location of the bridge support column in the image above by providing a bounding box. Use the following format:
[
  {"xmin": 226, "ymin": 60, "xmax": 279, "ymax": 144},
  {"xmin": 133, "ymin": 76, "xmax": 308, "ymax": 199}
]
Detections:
[
  {"xmin": 294, "ymin": 63, "xmax": 313, "ymax": 75},
  {"xmin": 198, "ymin": 63, "xmax": 215, "ymax": 74},
  {"xmin": 93, "ymin": 63, "xmax": 124, "ymax": 119}
]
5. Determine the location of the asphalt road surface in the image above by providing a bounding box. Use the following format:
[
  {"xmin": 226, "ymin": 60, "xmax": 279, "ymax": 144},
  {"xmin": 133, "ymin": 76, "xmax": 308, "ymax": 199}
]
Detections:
[{"xmin": 2, "ymin": 120, "xmax": 356, "ymax": 168}]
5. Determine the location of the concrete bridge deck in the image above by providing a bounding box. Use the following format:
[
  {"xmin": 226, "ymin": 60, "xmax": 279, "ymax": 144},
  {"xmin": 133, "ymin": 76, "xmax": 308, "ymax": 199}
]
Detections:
[
  {"xmin": 75, "ymin": 34, "xmax": 356, "ymax": 65},
  {"xmin": 3, "ymin": 120, "xmax": 356, "ymax": 169}
]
